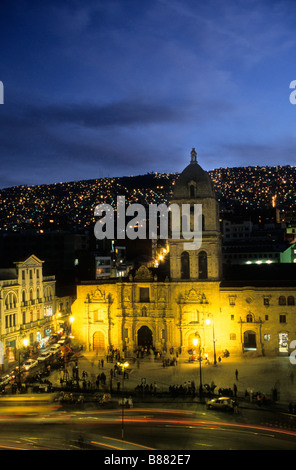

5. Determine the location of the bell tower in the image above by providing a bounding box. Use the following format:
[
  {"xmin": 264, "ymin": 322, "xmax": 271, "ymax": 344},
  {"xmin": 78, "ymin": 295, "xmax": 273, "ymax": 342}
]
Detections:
[{"xmin": 169, "ymin": 148, "xmax": 222, "ymax": 281}]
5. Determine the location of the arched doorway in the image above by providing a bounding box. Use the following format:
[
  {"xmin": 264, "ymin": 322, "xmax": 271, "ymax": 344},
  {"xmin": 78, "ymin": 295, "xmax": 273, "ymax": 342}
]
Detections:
[
  {"xmin": 243, "ymin": 330, "xmax": 256, "ymax": 350},
  {"xmin": 137, "ymin": 326, "xmax": 153, "ymax": 349},
  {"xmin": 93, "ymin": 331, "xmax": 105, "ymax": 352}
]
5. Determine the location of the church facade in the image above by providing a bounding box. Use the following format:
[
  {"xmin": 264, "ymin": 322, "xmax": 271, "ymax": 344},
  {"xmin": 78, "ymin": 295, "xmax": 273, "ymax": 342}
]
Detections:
[{"xmin": 71, "ymin": 150, "xmax": 296, "ymax": 360}]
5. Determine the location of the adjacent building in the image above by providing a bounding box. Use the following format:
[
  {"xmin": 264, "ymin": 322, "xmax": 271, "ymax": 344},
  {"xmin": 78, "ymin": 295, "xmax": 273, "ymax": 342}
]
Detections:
[{"xmin": 0, "ymin": 254, "xmax": 74, "ymax": 369}]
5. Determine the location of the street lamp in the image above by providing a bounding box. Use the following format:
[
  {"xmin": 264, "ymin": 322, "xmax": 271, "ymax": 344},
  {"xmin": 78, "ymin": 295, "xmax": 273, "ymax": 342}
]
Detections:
[
  {"xmin": 120, "ymin": 361, "xmax": 129, "ymax": 440},
  {"xmin": 205, "ymin": 318, "xmax": 217, "ymax": 365},
  {"xmin": 193, "ymin": 337, "xmax": 203, "ymax": 401},
  {"xmin": 69, "ymin": 315, "xmax": 75, "ymax": 335},
  {"xmin": 18, "ymin": 337, "xmax": 29, "ymax": 387}
]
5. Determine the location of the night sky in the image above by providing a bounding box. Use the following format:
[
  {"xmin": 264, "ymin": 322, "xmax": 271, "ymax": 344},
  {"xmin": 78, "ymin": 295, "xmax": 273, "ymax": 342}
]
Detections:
[{"xmin": 1, "ymin": 0, "xmax": 296, "ymax": 189}]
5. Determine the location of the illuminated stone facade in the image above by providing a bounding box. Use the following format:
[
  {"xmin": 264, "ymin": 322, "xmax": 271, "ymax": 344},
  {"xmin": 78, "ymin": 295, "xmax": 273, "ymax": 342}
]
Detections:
[
  {"xmin": 0, "ymin": 254, "xmax": 73, "ymax": 368},
  {"xmin": 71, "ymin": 151, "xmax": 296, "ymax": 359}
]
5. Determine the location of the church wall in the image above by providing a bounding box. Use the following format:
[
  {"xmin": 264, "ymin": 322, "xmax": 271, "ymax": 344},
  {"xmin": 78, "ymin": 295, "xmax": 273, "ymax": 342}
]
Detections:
[
  {"xmin": 219, "ymin": 286, "xmax": 296, "ymax": 358},
  {"xmin": 71, "ymin": 279, "xmax": 296, "ymax": 360}
]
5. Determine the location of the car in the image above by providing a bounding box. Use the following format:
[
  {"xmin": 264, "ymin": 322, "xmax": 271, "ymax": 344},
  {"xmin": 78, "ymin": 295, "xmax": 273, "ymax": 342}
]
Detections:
[
  {"xmin": 23, "ymin": 359, "xmax": 38, "ymax": 371},
  {"xmin": 0, "ymin": 374, "xmax": 11, "ymax": 386},
  {"xmin": 37, "ymin": 351, "xmax": 52, "ymax": 362},
  {"xmin": 49, "ymin": 344, "xmax": 61, "ymax": 354},
  {"xmin": 206, "ymin": 397, "xmax": 236, "ymax": 411}
]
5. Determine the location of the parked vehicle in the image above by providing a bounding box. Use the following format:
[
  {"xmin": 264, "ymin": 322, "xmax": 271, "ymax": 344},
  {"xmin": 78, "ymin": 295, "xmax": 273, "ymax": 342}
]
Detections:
[
  {"xmin": 0, "ymin": 375, "xmax": 10, "ymax": 386},
  {"xmin": 23, "ymin": 359, "xmax": 38, "ymax": 371},
  {"xmin": 206, "ymin": 396, "xmax": 236, "ymax": 411},
  {"xmin": 37, "ymin": 351, "xmax": 52, "ymax": 362},
  {"xmin": 49, "ymin": 344, "xmax": 61, "ymax": 354}
]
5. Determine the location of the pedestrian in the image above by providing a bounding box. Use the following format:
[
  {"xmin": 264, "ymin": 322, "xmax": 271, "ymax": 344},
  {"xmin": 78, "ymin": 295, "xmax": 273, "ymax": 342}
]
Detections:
[
  {"xmin": 233, "ymin": 400, "xmax": 239, "ymax": 414},
  {"xmin": 257, "ymin": 393, "xmax": 262, "ymax": 406},
  {"xmin": 233, "ymin": 383, "xmax": 237, "ymax": 397},
  {"xmin": 235, "ymin": 369, "xmax": 238, "ymax": 380}
]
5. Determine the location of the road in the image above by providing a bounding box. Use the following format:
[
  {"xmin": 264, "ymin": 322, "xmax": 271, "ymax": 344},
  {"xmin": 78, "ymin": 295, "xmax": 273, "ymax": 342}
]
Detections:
[{"xmin": 0, "ymin": 397, "xmax": 295, "ymax": 450}]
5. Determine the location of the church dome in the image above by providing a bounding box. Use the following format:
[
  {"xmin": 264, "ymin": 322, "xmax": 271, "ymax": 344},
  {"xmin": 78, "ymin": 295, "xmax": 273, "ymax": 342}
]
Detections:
[{"xmin": 173, "ymin": 148, "xmax": 215, "ymax": 199}]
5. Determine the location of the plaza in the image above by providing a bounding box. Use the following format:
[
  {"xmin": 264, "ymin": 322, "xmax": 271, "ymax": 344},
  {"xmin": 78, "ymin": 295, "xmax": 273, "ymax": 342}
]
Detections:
[{"xmin": 49, "ymin": 350, "xmax": 296, "ymax": 408}]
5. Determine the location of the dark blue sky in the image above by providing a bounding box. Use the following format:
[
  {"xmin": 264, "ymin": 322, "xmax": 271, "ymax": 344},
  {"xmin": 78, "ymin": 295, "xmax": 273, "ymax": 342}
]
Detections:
[{"xmin": 1, "ymin": 0, "xmax": 296, "ymax": 188}]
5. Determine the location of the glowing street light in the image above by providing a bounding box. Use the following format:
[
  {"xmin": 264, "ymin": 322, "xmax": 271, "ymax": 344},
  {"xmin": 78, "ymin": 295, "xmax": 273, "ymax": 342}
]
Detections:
[
  {"xmin": 193, "ymin": 336, "xmax": 203, "ymax": 401},
  {"xmin": 121, "ymin": 361, "xmax": 129, "ymax": 440},
  {"xmin": 205, "ymin": 318, "xmax": 217, "ymax": 365}
]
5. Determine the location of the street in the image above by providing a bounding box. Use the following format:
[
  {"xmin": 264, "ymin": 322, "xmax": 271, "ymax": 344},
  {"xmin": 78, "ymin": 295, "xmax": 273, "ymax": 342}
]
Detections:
[
  {"xmin": 0, "ymin": 399, "xmax": 295, "ymax": 450},
  {"xmin": 1, "ymin": 346, "xmax": 296, "ymax": 451}
]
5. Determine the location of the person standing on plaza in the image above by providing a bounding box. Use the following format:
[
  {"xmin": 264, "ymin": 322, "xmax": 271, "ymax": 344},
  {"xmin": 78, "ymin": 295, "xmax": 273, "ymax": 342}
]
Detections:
[{"xmin": 235, "ymin": 369, "xmax": 239, "ymax": 380}]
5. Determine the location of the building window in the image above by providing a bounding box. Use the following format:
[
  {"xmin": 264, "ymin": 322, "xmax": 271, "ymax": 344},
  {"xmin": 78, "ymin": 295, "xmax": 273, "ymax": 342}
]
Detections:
[
  {"xmin": 191, "ymin": 310, "xmax": 199, "ymax": 323},
  {"xmin": 229, "ymin": 296, "xmax": 236, "ymax": 306},
  {"xmin": 279, "ymin": 296, "xmax": 286, "ymax": 306},
  {"xmin": 263, "ymin": 297, "xmax": 270, "ymax": 306},
  {"xmin": 288, "ymin": 296, "xmax": 295, "ymax": 306},
  {"xmin": 5, "ymin": 314, "xmax": 15, "ymax": 328},
  {"xmin": 93, "ymin": 309, "xmax": 104, "ymax": 322},
  {"xmin": 44, "ymin": 286, "xmax": 52, "ymax": 301},
  {"xmin": 198, "ymin": 251, "xmax": 208, "ymax": 280},
  {"xmin": 5, "ymin": 292, "xmax": 17, "ymax": 310},
  {"xmin": 181, "ymin": 251, "xmax": 190, "ymax": 280},
  {"xmin": 139, "ymin": 287, "xmax": 150, "ymax": 302},
  {"xmin": 280, "ymin": 314, "xmax": 286, "ymax": 323},
  {"xmin": 265, "ymin": 315, "xmax": 269, "ymax": 321},
  {"xmin": 246, "ymin": 313, "xmax": 253, "ymax": 323},
  {"xmin": 230, "ymin": 314, "xmax": 234, "ymax": 320}
]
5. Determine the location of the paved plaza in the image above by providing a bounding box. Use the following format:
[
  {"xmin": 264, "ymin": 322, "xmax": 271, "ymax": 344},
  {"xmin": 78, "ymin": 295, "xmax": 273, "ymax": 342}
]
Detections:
[{"xmin": 49, "ymin": 351, "xmax": 296, "ymax": 406}]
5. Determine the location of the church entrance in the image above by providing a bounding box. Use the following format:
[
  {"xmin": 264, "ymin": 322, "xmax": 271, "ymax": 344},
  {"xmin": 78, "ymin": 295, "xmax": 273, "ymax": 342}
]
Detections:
[
  {"xmin": 243, "ymin": 330, "xmax": 257, "ymax": 351},
  {"xmin": 93, "ymin": 331, "xmax": 105, "ymax": 352},
  {"xmin": 137, "ymin": 326, "xmax": 153, "ymax": 349}
]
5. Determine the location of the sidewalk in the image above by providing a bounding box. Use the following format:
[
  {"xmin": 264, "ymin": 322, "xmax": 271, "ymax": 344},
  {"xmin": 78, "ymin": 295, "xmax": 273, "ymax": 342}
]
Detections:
[{"xmin": 49, "ymin": 351, "xmax": 296, "ymax": 407}]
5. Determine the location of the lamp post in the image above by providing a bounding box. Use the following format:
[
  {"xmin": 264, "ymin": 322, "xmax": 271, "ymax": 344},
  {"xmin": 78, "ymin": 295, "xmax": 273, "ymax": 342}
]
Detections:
[
  {"xmin": 69, "ymin": 315, "xmax": 75, "ymax": 334},
  {"xmin": 18, "ymin": 337, "xmax": 28, "ymax": 388},
  {"xmin": 193, "ymin": 337, "xmax": 203, "ymax": 401},
  {"xmin": 205, "ymin": 318, "xmax": 217, "ymax": 365},
  {"xmin": 121, "ymin": 361, "xmax": 129, "ymax": 440}
]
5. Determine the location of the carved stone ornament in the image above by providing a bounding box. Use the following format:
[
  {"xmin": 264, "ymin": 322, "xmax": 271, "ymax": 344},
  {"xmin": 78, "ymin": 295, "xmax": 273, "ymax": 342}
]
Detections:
[
  {"xmin": 134, "ymin": 265, "xmax": 153, "ymax": 281},
  {"xmin": 184, "ymin": 288, "xmax": 208, "ymax": 304}
]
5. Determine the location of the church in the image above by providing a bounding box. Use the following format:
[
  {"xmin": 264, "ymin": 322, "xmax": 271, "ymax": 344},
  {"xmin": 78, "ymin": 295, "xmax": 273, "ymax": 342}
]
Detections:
[{"xmin": 71, "ymin": 149, "xmax": 296, "ymax": 360}]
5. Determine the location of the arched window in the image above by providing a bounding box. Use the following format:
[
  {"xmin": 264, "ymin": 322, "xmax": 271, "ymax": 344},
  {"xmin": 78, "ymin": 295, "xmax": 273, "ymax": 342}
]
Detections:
[
  {"xmin": 288, "ymin": 296, "xmax": 295, "ymax": 306},
  {"xmin": 279, "ymin": 296, "xmax": 286, "ymax": 306},
  {"xmin": 246, "ymin": 313, "xmax": 253, "ymax": 323},
  {"xmin": 198, "ymin": 251, "xmax": 208, "ymax": 279},
  {"xmin": 141, "ymin": 306, "xmax": 147, "ymax": 317},
  {"xmin": 44, "ymin": 286, "xmax": 53, "ymax": 301},
  {"xmin": 189, "ymin": 185, "xmax": 195, "ymax": 198},
  {"xmin": 5, "ymin": 292, "xmax": 17, "ymax": 310},
  {"xmin": 181, "ymin": 251, "xmax": 190, "ymax": 279}
]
